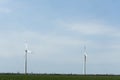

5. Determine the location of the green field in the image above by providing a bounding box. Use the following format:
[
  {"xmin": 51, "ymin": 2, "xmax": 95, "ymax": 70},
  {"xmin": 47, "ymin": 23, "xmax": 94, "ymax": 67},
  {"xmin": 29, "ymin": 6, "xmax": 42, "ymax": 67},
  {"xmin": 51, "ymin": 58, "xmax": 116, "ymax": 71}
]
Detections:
[{"xmin": 0, "ymin": 74, "xmax": 120, "ymax": 80}]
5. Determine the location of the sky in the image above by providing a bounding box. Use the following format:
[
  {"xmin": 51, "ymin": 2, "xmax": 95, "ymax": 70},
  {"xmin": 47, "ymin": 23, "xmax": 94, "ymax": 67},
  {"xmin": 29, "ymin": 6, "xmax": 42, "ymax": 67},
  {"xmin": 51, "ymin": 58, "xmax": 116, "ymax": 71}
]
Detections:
[{"xmin": 0, "ymin": 0, "xmax": 120, "ymax": 74}]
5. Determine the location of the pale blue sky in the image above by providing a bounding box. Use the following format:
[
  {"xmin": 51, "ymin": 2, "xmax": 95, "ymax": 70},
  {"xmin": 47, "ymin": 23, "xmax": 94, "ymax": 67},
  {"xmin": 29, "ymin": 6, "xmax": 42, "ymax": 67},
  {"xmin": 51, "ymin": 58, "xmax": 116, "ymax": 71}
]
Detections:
[{"xmin": 0, "ymin": 0, "xmax": 120, "ymax": 74}]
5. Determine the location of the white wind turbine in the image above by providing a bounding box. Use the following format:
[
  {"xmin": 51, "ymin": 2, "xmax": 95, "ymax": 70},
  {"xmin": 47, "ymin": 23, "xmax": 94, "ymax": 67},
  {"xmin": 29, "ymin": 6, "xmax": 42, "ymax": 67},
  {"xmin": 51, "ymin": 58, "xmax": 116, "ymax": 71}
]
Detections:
[
  {"xmin": 83, "ymin": 46, "xmax": 87, "ymax": 75},
  {"xmin": 24, "ymin": 41, "xmax": 32, "ymax": 74}
]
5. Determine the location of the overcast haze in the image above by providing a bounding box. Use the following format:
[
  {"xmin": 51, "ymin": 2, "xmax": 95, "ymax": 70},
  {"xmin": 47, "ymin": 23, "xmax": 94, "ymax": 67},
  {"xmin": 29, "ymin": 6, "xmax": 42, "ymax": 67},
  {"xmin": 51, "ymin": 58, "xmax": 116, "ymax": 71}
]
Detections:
[{"xmin": 0, "ymin": 0, "xmax": 120, "ymax": 74}]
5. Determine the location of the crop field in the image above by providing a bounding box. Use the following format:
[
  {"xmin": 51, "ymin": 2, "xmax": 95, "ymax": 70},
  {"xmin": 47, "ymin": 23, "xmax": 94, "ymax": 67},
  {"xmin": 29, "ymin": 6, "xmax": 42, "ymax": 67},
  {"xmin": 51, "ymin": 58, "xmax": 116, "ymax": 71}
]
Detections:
[{"xmin": 0, "ymin": 74, "xmax": 120, "ymax": 80}]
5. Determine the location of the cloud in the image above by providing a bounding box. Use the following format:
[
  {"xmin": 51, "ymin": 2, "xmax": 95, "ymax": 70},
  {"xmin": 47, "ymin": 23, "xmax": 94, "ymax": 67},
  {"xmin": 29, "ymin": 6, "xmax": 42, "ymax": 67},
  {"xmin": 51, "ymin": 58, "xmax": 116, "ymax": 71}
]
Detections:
[
  {"xmin": 0, "ymin": 30, "xmax": 84, "ymax": 57},
  {"xmin": 57, "ymin": 20, "xmax": 118, "ymax": 36},
  {"xmin": 54, "ymin": 19, "xmax": 120, "ymax": 65}
]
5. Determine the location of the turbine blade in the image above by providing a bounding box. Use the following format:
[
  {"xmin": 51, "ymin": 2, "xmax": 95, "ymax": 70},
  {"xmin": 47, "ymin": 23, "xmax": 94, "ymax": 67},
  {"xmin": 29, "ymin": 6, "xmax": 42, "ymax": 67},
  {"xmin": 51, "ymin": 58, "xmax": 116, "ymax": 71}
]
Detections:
[{"xmin": 84, "ymin": 45, "xmax": 87, "ymax": 57}]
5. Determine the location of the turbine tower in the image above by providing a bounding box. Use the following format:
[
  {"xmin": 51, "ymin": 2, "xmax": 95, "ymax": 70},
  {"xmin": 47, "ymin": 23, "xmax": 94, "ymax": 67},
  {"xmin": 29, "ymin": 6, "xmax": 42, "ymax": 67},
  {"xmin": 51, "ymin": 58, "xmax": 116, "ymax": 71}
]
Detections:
[
  {"xmin": 83, "ymin": 46, "xmax": 87, "ymax": 75},
  {"xmin": 24, "ymin": 42, "xmax": 31, "ymax": 74}
]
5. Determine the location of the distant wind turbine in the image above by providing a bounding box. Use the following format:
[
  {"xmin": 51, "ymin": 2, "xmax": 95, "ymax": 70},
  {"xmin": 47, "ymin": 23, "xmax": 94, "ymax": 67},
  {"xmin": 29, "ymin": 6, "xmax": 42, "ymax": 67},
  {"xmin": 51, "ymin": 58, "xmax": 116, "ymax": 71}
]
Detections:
[
  {"xmin": 24, "ymin": 41, "xmax": 32, "ymax": 74},
  {"xmin": 83, "ymin": 46, "xmax": 87, "ymax": 75}
]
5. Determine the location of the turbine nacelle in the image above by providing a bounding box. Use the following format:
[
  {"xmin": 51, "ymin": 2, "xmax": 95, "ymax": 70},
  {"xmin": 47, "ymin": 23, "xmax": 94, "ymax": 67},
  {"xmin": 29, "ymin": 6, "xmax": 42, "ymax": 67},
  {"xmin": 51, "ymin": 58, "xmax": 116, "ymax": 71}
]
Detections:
[
  {"xmin": 25, "ymin": 49, "xmax": 32, "ymax": 54},
  {"xmin": 25, "ymin": 41, "xmax": 32, "ymax": 54}
]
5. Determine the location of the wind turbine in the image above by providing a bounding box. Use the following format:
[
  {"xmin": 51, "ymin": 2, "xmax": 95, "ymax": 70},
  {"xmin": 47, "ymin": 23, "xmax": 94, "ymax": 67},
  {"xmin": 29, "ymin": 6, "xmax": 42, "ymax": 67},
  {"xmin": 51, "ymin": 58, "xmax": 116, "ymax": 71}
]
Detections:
[
  {"xmin": 24, "ymin": 42, "xmax": 32, "ymax": 74},
  {"xmin": 83, "ymin": 46, "xmax": 87, "ymax": 75}
]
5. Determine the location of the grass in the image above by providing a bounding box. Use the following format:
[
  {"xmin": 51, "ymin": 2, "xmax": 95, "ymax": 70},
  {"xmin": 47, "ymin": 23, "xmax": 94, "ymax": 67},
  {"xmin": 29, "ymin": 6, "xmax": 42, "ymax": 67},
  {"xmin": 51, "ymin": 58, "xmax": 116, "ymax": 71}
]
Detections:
[{"xmin": 0, "ymin": 74, "xmax": 120, "ymax": 80}]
